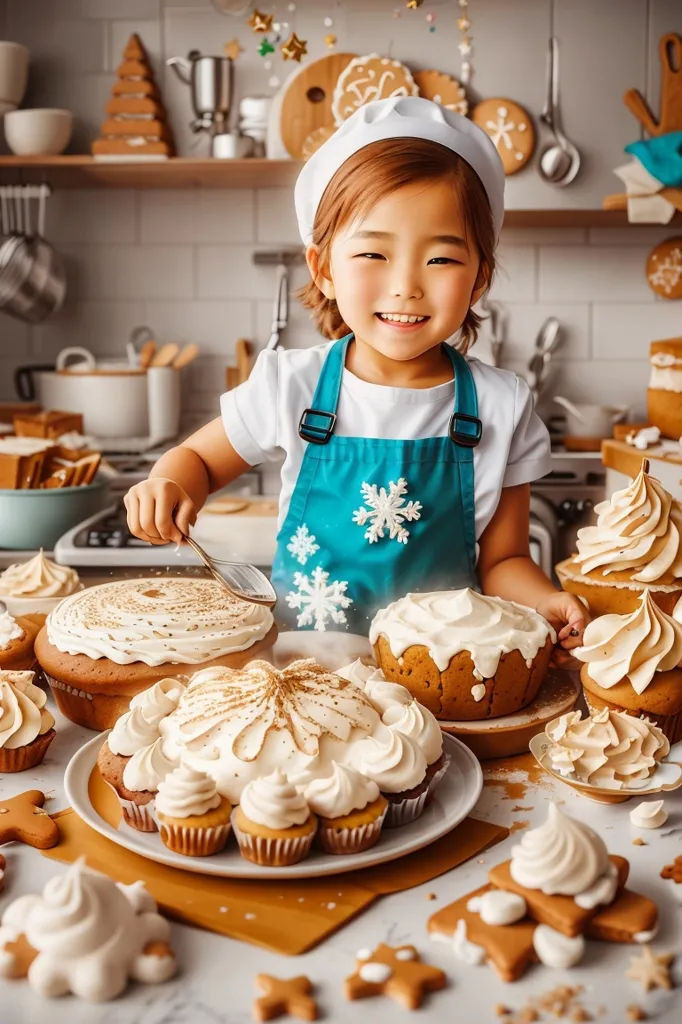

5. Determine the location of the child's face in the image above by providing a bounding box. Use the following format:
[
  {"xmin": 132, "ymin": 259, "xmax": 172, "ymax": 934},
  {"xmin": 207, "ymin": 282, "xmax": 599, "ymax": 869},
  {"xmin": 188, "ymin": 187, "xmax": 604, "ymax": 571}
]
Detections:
[{"xmin": 319, "ymin": 177, "xmax": 488, "ymax": 361}]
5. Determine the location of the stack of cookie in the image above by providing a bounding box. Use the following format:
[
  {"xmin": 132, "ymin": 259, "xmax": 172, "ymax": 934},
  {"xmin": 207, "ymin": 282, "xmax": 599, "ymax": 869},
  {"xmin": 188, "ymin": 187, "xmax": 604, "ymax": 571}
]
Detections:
[
  {"xmin": 0, "ymin": 411, "xmax": 100, "ymax": 490},
  {"xmin": 92, "ymin": 34, "xmax": 175, "ymax": 161}
]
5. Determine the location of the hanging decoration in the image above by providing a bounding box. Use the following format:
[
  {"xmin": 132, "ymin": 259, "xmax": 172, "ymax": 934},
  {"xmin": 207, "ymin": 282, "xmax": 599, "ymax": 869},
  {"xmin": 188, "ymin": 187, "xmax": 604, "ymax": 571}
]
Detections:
[
  {"xmin": 249, "ymin": 9, "xmax": 273, "ymax": 33},
  {"xmin": 406, "ymin": 0, "xmax": 425, "ymax": 8},
  {"xmin": 457, "ymin": 0, "xmax": 473, "ymax": 85},
  {"xmin": 223, "ymin": 38, "xmax": 244, "ymax": 60},
  {"xmin": 281, "ymin": 32, "xmax": 308, "ymax": 62},
  {"xmin": 258, "ymin": 37, "xmax": 276, "ymax": 56},
  {"xmin": 323, "ymin": 11, "xmax": 336, "ymax": 50}
]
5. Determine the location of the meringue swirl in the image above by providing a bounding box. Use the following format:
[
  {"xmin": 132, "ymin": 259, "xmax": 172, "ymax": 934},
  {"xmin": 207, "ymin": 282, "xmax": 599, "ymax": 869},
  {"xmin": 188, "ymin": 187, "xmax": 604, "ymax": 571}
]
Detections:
[
  {"xmin": 575, "ymin": 465, "xmax": 682, "ymax": 583},
  {"xmin": 382, "ymin": 699, "xmax": 443, "ymax": 765},
  {"xmin": 0, "ymin": 609, "xmax": 23, "ymax": 650},
  {"xmin": 108, "ymin": 706, "xmax": 164, "ymax": 758},
  {"xmin": 575, "ymin": 589, "xmax": 682, "ymax": 694},
  {"xmin": 46, "ymin": 577, "xmax": 273, "ymax": 666},
  {"xmin": 155, "ymin": 763, "xmax": 221, "ymax": 819},
  {"xmin": 349, "ymin": 725, "xmax": 427, "ymax": 793},
  {"xmin": 0, "ymin": 549, "xmax": 80, "ymax": 599},
  {"xmin": 510, "ymin": 803, "xmax": 610, "ymax": 896},
  {"xmin": 0, "ymin": 670, "xmax": 54, "ymax": 749},
  {"xmin": 545, "ymin": 708, "xmax": 670, "ymax": 787},
  {"xmin": 240, "ymin": 769, "xmax": 310, "ymax": 829},
  {"xmin": 130, "ymin": 678, "xmax": 185, "ymax": 723},
  {"xmin": 369, "ymin": 589, "xmax": 555, "ymax": 678},
  {"xmin": 122, "ymin": 737, "xmax": 179, "ymax": 793},
  {"xmin": 303, "ymin": 761, "xmax": 379, "ymax": 818}
]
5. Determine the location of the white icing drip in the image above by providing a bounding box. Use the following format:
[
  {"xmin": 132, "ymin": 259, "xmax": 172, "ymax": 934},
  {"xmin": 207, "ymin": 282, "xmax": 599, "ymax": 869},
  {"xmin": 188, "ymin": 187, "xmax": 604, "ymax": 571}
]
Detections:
[{"xmin": 452, "ymin": 919, "xmax": 486, "ymax": 966}]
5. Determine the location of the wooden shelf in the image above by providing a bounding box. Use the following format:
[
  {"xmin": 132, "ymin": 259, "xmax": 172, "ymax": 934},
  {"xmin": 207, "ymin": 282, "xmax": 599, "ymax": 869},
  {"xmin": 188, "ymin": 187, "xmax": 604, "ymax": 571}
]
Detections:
[{"xmin": 0, "ymin": 156, "xmax": 679, "ymax": 226}]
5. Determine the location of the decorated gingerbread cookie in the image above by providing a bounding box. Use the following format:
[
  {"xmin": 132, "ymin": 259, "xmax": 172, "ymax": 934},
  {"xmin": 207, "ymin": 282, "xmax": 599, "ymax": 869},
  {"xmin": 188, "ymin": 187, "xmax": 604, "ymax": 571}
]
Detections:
[
  {"xmin": 414, "ymin": 70, "xmax": 468, "ymax": 116},
  {"xmin": 472, "ymin": 98, "xmax": 535, "ymax": 175},
  {"xmin": 646, "ymin": 237, "xmax": 682, "ymax": 299},
  {"xmin": 254, "ymin": 974, "xmax": 318, "ymax": 1021},
  {"xmin": 0, "ymin": 790, "xmax": 60, "ymax": 850},
  {"xmin": 344, "ymin": 943, "xmax": 446, "ymax": 1010},
  {"xmin": 332, "ymin": 54, "xmax": 418, "ymax": 125}
]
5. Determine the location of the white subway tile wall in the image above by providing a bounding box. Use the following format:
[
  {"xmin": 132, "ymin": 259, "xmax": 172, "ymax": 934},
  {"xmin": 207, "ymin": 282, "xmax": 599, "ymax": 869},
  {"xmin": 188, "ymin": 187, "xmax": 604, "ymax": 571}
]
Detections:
[{"xmin": 0, "ymin": 0, "xmax": 679, "ymax": 428}]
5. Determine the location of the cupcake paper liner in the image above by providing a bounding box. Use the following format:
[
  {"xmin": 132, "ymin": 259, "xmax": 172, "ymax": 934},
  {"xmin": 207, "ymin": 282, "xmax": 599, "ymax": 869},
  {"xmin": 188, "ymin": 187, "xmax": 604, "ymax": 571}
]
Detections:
[
  {"xmin": 119, "ymin": 796, "xmax": 158, "ymax": 833},
  {"xmin": 0, "ymin": 728, "xmax": 55, "ymax": 773},
  {"xmin": 318, "ymin": 804, "xmax": 388, "ymax": 855},
  {"xmin": 231, "ymin": 812, "xmax": 315, "ymax": 866},
  {"xmin": 425, "ymin": 753, "xmax": 451, "ymax": 806},
  {"xmin": 382, "ymin": 786, "xmax": 430, "ymax": 829},
  {"xmin": 158, "ymin": 820, "xmax": 231, "ymax": 857}
]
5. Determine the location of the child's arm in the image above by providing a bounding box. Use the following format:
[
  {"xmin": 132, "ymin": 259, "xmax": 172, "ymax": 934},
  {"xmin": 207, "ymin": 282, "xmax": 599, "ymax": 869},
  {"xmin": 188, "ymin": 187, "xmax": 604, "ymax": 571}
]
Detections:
[
  {"xmin": 477, "ymin": 483, "xmax": 588, "ymax": 668},
  {"xmin": 125, "ymin": 416, "xmax": 252, "ymax": 546}
]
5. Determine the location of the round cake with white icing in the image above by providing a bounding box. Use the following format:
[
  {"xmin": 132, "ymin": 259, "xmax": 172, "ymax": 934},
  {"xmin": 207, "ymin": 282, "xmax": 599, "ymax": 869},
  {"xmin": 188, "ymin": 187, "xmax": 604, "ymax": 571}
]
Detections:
[
  {"xmin": 35, "ymin": 577, "xmax": 277, "ymax": 731},
  {"xmin": 369, "ymin": 589, "xmax": 555, "ymax": 721}
]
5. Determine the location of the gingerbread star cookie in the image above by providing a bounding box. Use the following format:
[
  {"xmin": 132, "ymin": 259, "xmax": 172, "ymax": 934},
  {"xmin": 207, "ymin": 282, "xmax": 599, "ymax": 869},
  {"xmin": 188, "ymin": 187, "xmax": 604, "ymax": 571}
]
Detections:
[
  {"xmin": 472, "ymin": 98, "xmax": 535, "ymax": 175},
  {"xmin": 254, "ymin": 974, "xmax": 318, "ymax": 1021},
  {"xmin": 344, "ymin": 943, "xmax": 446, "ymax": 1010},
  {"xmin": 0, "ymin": 790, "xmax": 59, "ymax": 850},
  {"xmin": 625, "ymin": 945, "xmax": 675, "ymax": 992}
]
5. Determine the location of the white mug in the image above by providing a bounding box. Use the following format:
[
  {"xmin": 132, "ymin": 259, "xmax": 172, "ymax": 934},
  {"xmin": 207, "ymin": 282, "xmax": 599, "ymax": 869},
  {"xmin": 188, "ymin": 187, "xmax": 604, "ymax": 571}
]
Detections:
[
  {"xmin": 211, "ymin": 132, "xmax": 251, "ymax": 159},
  {"xmin": 147, "ymin": 366, "xmax": 181, "ymax": 444}
]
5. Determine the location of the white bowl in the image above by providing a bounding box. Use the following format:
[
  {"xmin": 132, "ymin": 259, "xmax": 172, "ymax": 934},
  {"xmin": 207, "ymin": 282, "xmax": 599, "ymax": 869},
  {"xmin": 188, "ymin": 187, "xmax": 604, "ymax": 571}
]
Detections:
[
  {"xmin": 4, "ymin": 108, "xmax": 73, "ymax": 156},
  {"xmin": 0, "ymin": 589, "xmax": 83, "ymax": 618},
  {"xmin": 0, "ymin": 41, "xmax": 29, "ymax": 108}
]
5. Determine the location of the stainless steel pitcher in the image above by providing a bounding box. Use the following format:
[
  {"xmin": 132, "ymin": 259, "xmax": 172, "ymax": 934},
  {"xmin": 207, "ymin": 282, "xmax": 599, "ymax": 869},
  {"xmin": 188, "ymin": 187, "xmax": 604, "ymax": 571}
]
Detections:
[{"xmin": 166, "ymin": 50, "xmax": 234, "ymax": 137}]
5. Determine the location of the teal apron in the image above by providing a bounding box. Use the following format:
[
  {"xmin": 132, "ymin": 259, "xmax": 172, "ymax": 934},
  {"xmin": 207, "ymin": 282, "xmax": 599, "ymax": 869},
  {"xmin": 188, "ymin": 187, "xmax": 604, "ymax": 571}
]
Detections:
[{"xmin": 271, "ymin": 335, "xmax": 481, "ymax": 633}]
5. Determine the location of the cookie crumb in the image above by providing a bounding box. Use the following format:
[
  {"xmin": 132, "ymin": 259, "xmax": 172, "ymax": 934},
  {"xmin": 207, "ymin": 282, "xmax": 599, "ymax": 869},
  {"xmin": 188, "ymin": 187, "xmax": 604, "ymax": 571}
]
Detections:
[
  {"xmin": 495, "ymin": 1005, "xmax": 511, "ymax": 1017},
  {"xmin": 626, "ymin": 1007, "xmax": 647, "ymax": 1022},
  {"xmin": 572, "ymin": 1009, "xmax": 592, "ymax": 1022},
  {"xmin": 425, "ymin": 892, "xmax": 437, "ymax": 901},
  {"xmin": 632, "ymin": 837, "xmax": 647, "ymax": 846}
]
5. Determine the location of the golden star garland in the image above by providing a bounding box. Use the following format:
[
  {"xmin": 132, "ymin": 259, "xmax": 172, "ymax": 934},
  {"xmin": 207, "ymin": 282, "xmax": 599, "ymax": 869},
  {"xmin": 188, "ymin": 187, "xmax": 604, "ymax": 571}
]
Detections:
[
  {"xmin": 458, "ymin": 0, "xmax": 473, "ymax": 84},
  {"xmin": 223, "ymin": 38, "xmax": 243, "ymax": 60},
  {"xmin": 281, "ymin": 32, "xmax": 307, "ymax": 62},
  {"xmin": 249, "ymin": 9, "xmax": 273, "ymax": 33}
]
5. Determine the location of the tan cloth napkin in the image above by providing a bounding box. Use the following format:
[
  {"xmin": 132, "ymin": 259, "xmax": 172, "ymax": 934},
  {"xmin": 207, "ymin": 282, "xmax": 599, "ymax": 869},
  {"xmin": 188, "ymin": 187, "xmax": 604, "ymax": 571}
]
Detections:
[{"xmin": 42, "ymin": 766, "xmax": 507, "ymax": 955}]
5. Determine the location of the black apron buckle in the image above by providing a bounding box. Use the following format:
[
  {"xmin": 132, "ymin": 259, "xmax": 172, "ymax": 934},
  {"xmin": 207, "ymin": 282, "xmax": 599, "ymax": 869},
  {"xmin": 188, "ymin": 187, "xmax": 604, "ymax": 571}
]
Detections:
[
  {"xmin": 448, "ymin": 411, "xmax": 483, "ymax": 447},
  {"xmin": 298, "ymin": 408, "xmax": 337, "ymax": 444}
]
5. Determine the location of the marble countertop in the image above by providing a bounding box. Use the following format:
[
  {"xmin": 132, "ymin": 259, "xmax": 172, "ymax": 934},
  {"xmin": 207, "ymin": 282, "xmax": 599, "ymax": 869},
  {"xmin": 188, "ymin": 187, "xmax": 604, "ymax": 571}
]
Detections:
[{"xmin": 1, "ymin": 695, "xmax": 681, "ymax": 1024}]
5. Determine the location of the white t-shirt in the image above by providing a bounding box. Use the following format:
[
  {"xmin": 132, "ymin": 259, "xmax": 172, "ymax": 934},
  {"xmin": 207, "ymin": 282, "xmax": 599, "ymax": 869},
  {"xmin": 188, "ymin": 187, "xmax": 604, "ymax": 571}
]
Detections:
[{"xmin": 221, "ymin": 342, "xmax": 552, "ymax": 540}]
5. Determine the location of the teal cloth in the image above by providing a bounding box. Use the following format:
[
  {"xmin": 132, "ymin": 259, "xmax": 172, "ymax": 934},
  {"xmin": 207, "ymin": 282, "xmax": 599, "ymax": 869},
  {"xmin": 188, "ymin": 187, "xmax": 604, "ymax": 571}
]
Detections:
[
  {"xmin": 626, "ymin": 132, "xmax": 682, "ymax": 188},
  {"xmin": 271, "ymin": 335, "xmax": 480, "ymax": 634}
]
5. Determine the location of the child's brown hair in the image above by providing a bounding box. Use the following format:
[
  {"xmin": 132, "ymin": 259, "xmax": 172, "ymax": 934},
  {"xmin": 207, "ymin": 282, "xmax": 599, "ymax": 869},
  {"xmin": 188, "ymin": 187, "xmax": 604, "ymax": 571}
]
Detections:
[{"xmin": 298, "ymin": 137, "xmax": 496, "ymax": 352}]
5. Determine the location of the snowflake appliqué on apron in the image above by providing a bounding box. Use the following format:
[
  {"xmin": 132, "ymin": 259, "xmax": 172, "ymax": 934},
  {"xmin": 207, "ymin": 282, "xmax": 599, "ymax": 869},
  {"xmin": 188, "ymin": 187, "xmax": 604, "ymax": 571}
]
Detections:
[
  {"xmin": 352, "ymin": 477, "xmax": 423, "ymax": 544},
  {"xmin": 285, "ymin": 566, "xmax": 352, "ymax": 631},
  {"xmin": 286, "ymin": 524, "xmax": 319, "ymax": 566}
]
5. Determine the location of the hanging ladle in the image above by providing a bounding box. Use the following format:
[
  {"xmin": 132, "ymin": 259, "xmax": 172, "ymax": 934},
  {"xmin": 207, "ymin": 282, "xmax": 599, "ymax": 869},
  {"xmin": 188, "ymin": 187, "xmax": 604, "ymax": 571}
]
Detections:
[{"xmin": 539, "ymin": 37, "xmax": 581, "ymax": 187}]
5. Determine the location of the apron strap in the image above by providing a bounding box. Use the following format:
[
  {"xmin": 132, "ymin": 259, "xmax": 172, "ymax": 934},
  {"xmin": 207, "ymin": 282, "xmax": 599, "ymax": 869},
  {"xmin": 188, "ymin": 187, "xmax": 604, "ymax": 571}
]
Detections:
[
  {"xmin": 444, "ymin": 346, "xmax": 482, "ymax": 448},
  {"xmin": 298, "ymin": 335, "xmax": 352, "ymax": 444}
]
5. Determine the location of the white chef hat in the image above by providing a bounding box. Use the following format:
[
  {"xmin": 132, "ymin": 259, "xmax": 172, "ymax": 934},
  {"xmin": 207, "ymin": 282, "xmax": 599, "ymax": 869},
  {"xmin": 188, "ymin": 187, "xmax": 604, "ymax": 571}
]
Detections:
[{"xmin": 295, "ymin": 96, "xmax": 506, "ymax": 246}]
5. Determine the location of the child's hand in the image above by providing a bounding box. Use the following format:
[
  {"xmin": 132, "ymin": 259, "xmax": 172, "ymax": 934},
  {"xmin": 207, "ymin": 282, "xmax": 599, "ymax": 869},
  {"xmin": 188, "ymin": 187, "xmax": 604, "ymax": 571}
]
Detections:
[
  {"xmin": 535, "ymin": 591, "xmax": 590, "ymax": 671},
  {"xmin": 124, "ymin": 478, "xmax": 197, "ymax": 546}
]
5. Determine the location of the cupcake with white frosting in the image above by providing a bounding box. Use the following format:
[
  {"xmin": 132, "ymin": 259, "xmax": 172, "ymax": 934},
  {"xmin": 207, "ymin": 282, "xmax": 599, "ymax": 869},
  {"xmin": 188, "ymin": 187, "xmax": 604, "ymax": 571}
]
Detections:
[
  {"xmin": 303, "ymin": 762, "xmax": 387, "ymax": 855},
  {"xmin": 0, "ymin": 604, "xmax": 42, "ymax": 673},
  {"xmin": 370, "ymin": 589, "xmax": 555, "ymax": 721},
  {"xmin": 575, "ymin": 589, "xmax": 682, "ymax": 743},
  {"xmin": 97, "ymin": 678, "xmax": 185, "ymax": 832},
  {"xmin": 0, "ymin": 669, "xmax": 56, "ymax": 772},
  {"xmin": 156, "ymin": 763, "xmax": 232, "ymax": 857},
  {"xmin": 232, "ymin": 769, "xmax": 316, "ymax": 866},
  {"xmin": 349, "ymin": 725, "xmax": 430, "ymax": 828},
  {"xmin": 0, "ymin": 549, "xmax": 81, "ymax": 616},
  {"xmin": 556, "ymin": 462, "xmax": 682, "ymax": 617},
  {"xmin": 35, "ymin": 577, "xmax": 276, "ymax": 730}
]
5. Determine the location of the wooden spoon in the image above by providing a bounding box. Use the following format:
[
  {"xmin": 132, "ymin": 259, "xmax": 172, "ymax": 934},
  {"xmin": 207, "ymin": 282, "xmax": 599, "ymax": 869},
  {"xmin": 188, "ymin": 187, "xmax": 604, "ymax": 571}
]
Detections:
[
  {"xmin": 139, "ymin": 339, "xmax": 157, "ymax": 369},
  {"xmin": 150, "ymin": 342, "xmax": 180, "ymax": 367},
  {"xmin": 172, "ymin": 343, "xmax": 200, "ymax": 369}
]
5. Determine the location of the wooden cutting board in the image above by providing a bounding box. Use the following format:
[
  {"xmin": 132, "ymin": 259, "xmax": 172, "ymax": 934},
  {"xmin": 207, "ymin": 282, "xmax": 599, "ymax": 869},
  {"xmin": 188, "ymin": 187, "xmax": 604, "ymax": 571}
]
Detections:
[{"xmin": 280, "ymin": 52, "xmax": 356, "ymax": 158}]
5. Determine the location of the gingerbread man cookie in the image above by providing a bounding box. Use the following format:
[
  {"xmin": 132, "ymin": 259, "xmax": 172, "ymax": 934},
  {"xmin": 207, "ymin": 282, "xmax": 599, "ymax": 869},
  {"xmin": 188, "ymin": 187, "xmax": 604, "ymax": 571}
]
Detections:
[
  {"xmin": 344, "ymin": 943, "xmax": 446, "ymax": 1010},
  {"xmin": 254, "ymin": 974, "xmax": 318, "ymax": 1021},
  {"xmin": 414, "ymin": 70, "xmax": 468, "ymax": 116},
  {"xmin": 0, "ymin": 790, "xmax": 59, "ymax": 850},
  {"xmin": 472, "ymin": 98, "xmax": 535, "ymax": 175},
  {"xmin": 332, "ymin": 54, "xmax": 418, "ymax": 125}
]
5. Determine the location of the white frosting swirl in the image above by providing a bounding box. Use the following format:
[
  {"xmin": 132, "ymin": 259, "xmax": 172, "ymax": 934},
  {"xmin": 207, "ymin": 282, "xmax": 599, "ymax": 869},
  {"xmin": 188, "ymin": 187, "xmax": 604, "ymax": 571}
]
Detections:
[
  {"xmin": 0, "ymin": 670, "xmax": 54, "ymax": 749},
  {"xmin": 629, "ymin": 799, "xmax": 668, "ymax": 829},
  {"xmin": 155, "ymin": 763, "xmax": 221, "ymax": 819},
  {"xmin": 303, "ymin": 762, "xmax": 379, "ymax": 818},
  {"xmin": 545, "ymin": 707, "xmax": 670, "ymax": 787},
  {"xmin": 336, "ymin": 660, "xmax": 414, "ymax": 713},
  {"xmin": 46, "ymin": 577, "xmax": 273, "ymax": 666},
  {"xmin": 0, "ymin": 550, "xmax": 80, "ymax": 599},
  {"xmin": 0, "ymin": 609, "xmax": 23, "ymax": 650},
  {"xmin": 510, "ymin": 803, "xmax": 610, "ymax": 897},
  {"xmin": 382, "ymin": 699, "xmax": 443, "ymax": 765},
  {"xmin": 122, "ymin": 737, "xmax": 179, "ymax": 793},
  {"xmin": 576, "ymin": 590, "xmax": 682, "ymax": 694},
  {"xmin": 240, "ymin": 769, "xmax": 310, "ymax": 829},
  {"xmin": 576, "ymin": 465, "xmax": 682, "ymax": 582},
  {"xmin": 349, "ymin": 725, "xmax": 427, "ymax": 793},
  {"xmin": 131, "ymin": 678, "xmax": 185, "ymax": 721},
  {"xmin": 0, "ymin": 858, "xmax": 174, "ymax": 1001},
  {"xmin": 108, "ymin": 706, "xmax": 163, "ymax": 758},
  {"xmin": 370, "ymin": 589, "xmax": 555, "ymax": 678}
]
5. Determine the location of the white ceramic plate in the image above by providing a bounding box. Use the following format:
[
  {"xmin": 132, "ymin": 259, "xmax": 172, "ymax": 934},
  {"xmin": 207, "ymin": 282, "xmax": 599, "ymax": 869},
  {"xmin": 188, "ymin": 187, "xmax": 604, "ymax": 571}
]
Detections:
[
  {"xmin": 64, "ymin": 732, "xmax": 482, "ymax": 880},
  {"xmin": 529, "ymin": 731, "xmax": 682, "ymax": 801}
]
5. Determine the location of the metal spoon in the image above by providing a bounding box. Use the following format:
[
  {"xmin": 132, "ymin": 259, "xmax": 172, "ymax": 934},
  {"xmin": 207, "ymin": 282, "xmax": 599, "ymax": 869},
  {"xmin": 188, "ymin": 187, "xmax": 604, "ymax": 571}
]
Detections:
[
  {"xmin": 182, "ymin": 532, "xmax": 277, "ymax": 607},
  {"xmin": 539, "ymin": 37, "xmax": 581, "ymax": 187}
]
